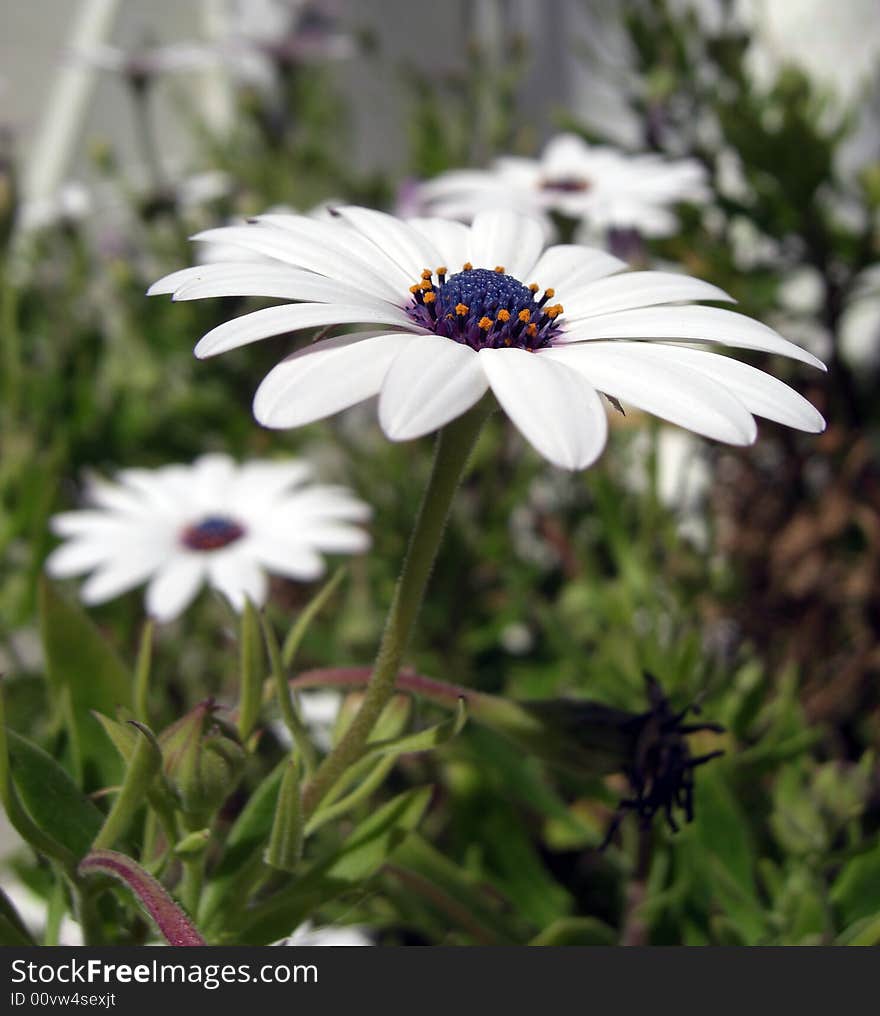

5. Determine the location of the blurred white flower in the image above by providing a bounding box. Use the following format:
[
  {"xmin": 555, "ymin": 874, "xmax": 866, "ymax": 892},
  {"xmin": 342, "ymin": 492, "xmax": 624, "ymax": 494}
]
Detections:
[
  {"xmin": 276, "ymin": 919, "xmax": 373, "ymax": 946},
  {"xmin": 217, "ymin": 0, "xmax": 354, "ymax": 91},
  {"xmin": 409, "ymin": 134, "xmax": 710, "ymax": 241},
  {"xmin": 46, "ymin": 454, "xmax": 370, "ymax": 621},
  {"xmin": 152, "ymin": 206, "xmax": 825, "ymax": 471},
  {"xmin": 840, "ymin": 265, "xmax": 880, "ymax": 370},
  {"xmin": 72, "ymin": 40, "xmax": 220, "ymax": 86},
  {"xmin": 16, "ymin": 181, "xmax": 92, "ymax": 233},
  {"xmin": 273, "ymin": 689, "xmax": 342, "ymax": 751}
]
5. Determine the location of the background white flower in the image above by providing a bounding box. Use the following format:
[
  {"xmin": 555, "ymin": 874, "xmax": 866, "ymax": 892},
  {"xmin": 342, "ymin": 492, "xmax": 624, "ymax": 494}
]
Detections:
[
  {"xmin": 151, "ymin": 206, "xmax": 825, "ymax": 472},
  {"xmin": 45, "ymin": 454, "xmax": 370, "ymax": 621},
  {"xmin": 409, "ymin": 134, "xmax": 710, "ymax": 240},
  {"xmin": 276, "ymin": 919, "xmax": 373, "ymax": 946}
]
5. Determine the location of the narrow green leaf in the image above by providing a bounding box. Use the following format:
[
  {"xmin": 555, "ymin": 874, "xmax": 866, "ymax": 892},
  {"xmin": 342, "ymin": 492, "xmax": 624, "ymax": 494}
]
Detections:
[
  {"xmin": 38, "ymin": 578, "xmax": 131, "ymax": 789},
  {"xmin": 281, "ymin": 566, "xmax": 347, "ymax": 668},
  {"xmin": 134, "ymin": 619, "xmax": 155, "ymax": 725},
  {"xmin": 259, "ymin": 611, "xmax": 317, "ymax": 773},
  {"xmin": 200, "ymin": 761, "xmax": 285, "ymax": 930},
  {"xmin": 529, "ymin": 917, "xmax": 618, "ymax": 946},
  {"xmin": 232, "ymin": 786, "xmax": 432, "ymax": 944},
  {"xmin": 0, "ymin": 888, "xmax": 38, "ymax": 946},
  {"xmin": 836, "ymin": 912, "xmax": 880, "ymax": 946},
  {"xmin": 92, "ymin": 722, "xmax": 162, "ymax": 851},
  {"xmin": 361, "ymin": 697, "xmax": 467, "ymax": 761},
  {"xmin": 237, "ymin": 599, "xmax": 263, "ymax": 742},
  {"xmin": 390, "ymin": 833, "xmax": 518, "ymax": 945},
  {"xmin": 264, "ymin": 757, "xmax": 304, "ymax": 873}
]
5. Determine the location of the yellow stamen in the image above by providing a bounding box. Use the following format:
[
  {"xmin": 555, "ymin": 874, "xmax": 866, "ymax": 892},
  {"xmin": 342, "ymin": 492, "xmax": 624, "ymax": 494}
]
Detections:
[
  {"xmin": 423, "ymin": 291, "xmax": 436, "ymax": 304},
  {"xmin": 528, "ymin": 283, "xmax": 539, "ymax": 293},
  {"xmin": 462, "ymin": 261, "xmax": 473, "ymax": 271},
  {"xmin": 545, "ymin": 304, "xmax": 563, "ymax": 319},
  {"xmin": 421, "ymin": 268, "xmax": 433, "ymax": 279},
  {"xmin": 496, "ymin": 309, "xmax": 511, "ymax": 323},
  {"xmin": 526, "ymin": 323, "xmax": 537, "ymax": 338},
  {"xmin": 419, "ymin": 280, "xmax": 433, "ymax": 291},
  {"xmin": 494, "ymin": 265, "xmax": 505, "ymax": 273},
  {"xmin": 518, "ymin": 309, "xmax": 531, "ymax": 323},
  {"xmin": 436, "ymin": 265, "xmax": 447, "ymax": 275},
  {"xmin": 455, "ymin": 303, "xmax": 470, "ymax": 316},
  {"xmin": 478, "ymin": 316, "xmax": 494, "ymax": 330},
  {"xmin": 543, "ymin": 288, "xmax": 555, "ymax": 298},
  {"xmin": 409, "ymin": 284, "xmax": 421, "ymax": 294}
]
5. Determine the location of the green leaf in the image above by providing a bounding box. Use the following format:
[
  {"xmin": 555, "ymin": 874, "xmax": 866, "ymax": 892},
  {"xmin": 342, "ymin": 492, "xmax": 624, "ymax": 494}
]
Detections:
[
  {"xmin": 5, "ymin": 728, "xmax": 103, "ymax": 860},
  {"xmin": 830, "ymin": 843, "xmax": 880, "ymax": 925},
  {"xmin": 264, "ymin": 757, "xmax": 303, "ymax": 873},
  {"xmin": 0, "ymin": 888, "xmax": 38, "ymax": 946},
  {"xmin": 390, "ymin": 833, "xmax": 518, "ymax": 944},
  {"xmin": 39, "ymin": 578, "xmax": 131, "ymax": 789},
  {"xmin": 360, "ymin": 697, "xmax": 467, "ymax": 761},
  {"xmin": 530, "ymin": 917, "xmax": 617, "ymax": 946},
  {"xmin": 836, "ymin": 912, "xmax": 880, "ymax": 947},
  {"xmin": 237, "ymin": 599, "xmax": 263, "ymax": 742},
  {"xmin": 92, "ymin": 722, "xmax": 162, "ymax": 851},
  {"xmin": 233, "ymin": 786, "xmax": 432, "ymax": 944},
  {"xmin": 200, "ymin": 761, "xmax": 286, "ymax": 930}
]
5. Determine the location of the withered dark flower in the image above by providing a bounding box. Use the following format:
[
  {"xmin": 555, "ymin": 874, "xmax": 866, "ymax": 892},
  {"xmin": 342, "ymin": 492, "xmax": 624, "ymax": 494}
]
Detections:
[{"xmin": 597, "ymin": 674, "xmax": 724, "ymax": 848}]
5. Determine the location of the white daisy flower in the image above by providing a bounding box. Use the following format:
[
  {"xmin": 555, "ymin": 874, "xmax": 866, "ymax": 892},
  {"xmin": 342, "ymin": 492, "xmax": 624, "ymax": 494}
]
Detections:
[
  {"xmin": 410, "ymin": 134, "xmax": 710, "ymax": 240},
  {"xmin": 45, "ymin": 454, "xmax": 370, "ymax": 622},
  {"xmin": 149, "ymin": 206, "xmax": 825, "ymax": 471}
]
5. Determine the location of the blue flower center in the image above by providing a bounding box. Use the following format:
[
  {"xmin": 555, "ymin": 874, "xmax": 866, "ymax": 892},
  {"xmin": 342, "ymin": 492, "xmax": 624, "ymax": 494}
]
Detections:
[
  {"xmin": 181, "ymin": 515, "xmax": 245, "ymax": 552},
  {"xmin": 407, "ymin": 264, "xmax": 564, "ymax": 351}
]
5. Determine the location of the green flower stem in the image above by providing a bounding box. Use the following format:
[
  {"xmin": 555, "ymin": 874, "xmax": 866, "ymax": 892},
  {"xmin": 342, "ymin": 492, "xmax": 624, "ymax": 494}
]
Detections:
[
  {"xmin": 301, "ymin": 401, "xmax": 491, "ymax": 817},
  {"xmin": 134, "ymin": 619, "xmax": 154, "ymax": 725}
]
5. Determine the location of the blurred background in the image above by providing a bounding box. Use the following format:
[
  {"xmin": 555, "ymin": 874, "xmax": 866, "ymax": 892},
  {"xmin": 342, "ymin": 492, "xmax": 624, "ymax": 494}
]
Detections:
[{"xmin": 1, "ymin": 0, "xmax": 879, "ymax": 945}]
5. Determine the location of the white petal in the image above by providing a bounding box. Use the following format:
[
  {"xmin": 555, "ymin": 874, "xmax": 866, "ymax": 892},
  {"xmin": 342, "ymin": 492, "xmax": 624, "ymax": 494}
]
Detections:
[
  {"xmin": 230, "ymin": 460, "xmax": 314, "ymax": 513},
  {"xmin": 145, "ymin": 555, "xmax": 207, "ymax": 622},
  {"xmin": 529, "ymin": 244, "xmax": 626, "ymax": 291},
  {"xmin": 78, "ymin": 548, "xmax": 166, "ymax": 605},
  {"xmin": 253, "ymin": 213, "xmax": 416, "ymax": 295},
  {"xmin": 378, "ymin": 335, "xmax": 488, "ymax": 441},
  {"xmin": 405, "ymin": 218, "xmax": 472, "ymax": 272},
  {"xmin": 207, "ymin": 550, "xmax": 268, "ymax": 611},
  {"xmin": 479, "ymin": 348, "xmax": 608, "ymax": 470},
  {"xmin": 253, "ymin": 331, "xmax": 414, "ymax": 429},
  {"xmin": 194, "ymin": 303, "xmax": 413, "ymax": 358},
  {"xmin": 617, "ymin": 343, "xmax": 826, "ymax": 433},
  {"xmin": 50, "ymin": 511, "xmax": 135, "ymax": 538},
  {"xmin": 297, "ymin": 523, "xmax": 371, "ymax": 554},
  {"xmin": 469, "ymin": 210, "xmax": 546, "ymax": 279},
  {"xmin": 249, "ymin": 539, "xmax": 326, "ymax": 582},
  {"xmin": 559, "ymin": 305, "xmax": 826, "ymax": 370},
  {"xmin": 166, "ymin": 263, "xmax": 395, "ymax": 310},
  {"xmin": 544, "ymin": 343, "xmax": 757, "ymax": 445},
  {"xmin": 45, "ymin": 539, "xmax": 115, "ymax": 577},
  {"xmin": 563, "ymin": 271, "xmax": 733, "ymax": 320},
  {"xmin": 189, "ymin": 223, "xmax": 405, "ymax": 302},
  {"xmin": 332, "ymin": 206, "xmax": 443, "ymax": 279}
]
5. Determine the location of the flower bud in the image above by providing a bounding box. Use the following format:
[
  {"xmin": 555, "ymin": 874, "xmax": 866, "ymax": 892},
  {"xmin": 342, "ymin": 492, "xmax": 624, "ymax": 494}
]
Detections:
[{"xmin": 160, "ymin": 701, "xmax": 246, "ymax": 824}]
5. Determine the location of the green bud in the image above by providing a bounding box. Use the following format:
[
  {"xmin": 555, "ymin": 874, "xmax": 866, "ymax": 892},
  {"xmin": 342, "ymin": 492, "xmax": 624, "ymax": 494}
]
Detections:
[
  {"xmin": 174, "ymin": 828, "xmax": 211, "ymax": 858},
  {"xmin": 160, "ymin": 702, "xmax": 246, "ymax": 825}
]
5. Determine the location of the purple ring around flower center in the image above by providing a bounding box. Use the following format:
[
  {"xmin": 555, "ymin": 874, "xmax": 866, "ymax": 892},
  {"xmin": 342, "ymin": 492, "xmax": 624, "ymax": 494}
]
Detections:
[
  {"xmin": 407, "ymin": 264, "xmax": 564, "ymax": 352},
  {"xmin": 181, "ymin": 515, "xmax": 245, "ymax": 552}
]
